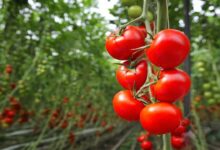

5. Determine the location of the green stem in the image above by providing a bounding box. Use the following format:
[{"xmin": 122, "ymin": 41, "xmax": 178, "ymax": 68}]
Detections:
[
  {"xmin": 120, "ymin": 16, "xmax": 143, "ymax": 29},
  {"xmin": 156, "ymin": 0, "xmax": 168, "ymax": 32},
  {"xmin": 162, "ymin": 134, "xmax": 172, "ymax": 150}
]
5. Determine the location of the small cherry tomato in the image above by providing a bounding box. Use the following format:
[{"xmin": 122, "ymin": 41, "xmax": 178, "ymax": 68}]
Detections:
[
  {"xmin": 181, "ymin": 118, "xmax": 191, "ymax": 127},
  {"xmin": 171, "ymin": 136, "xmax": 185, "ymax": 149},
  {"xmin": 172, "ymin": 125, "xmax": 186, "ymax": 137},
  {"xmin": 141, "ymin": 141, "xmax": 153, "ymax": 150}
]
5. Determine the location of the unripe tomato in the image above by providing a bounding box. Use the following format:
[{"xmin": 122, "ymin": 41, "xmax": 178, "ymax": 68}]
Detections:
[
  {"xmin": 113, "ymin": 90, "xmax": 145, "ymax": 121},
  {"xmin": 151, "ymin": 69, "xmax": 191, "ymax": 103},
  {"xmin": 147, "ymin": 29, "xmax": 190, "ymax": 69},
  {"xmin": 128, "ymin": 5, "xmax": 142, "ymax": 18},
  {"xmin": 171, "ymin": 136, "xmax": 185, "ymax": 149},
  {"xmin": 116, "ymin": 60, "xmax": 147, "ymax": 90},
  {"xmin": 121, "ymin": 0, "xmax": 135, "ymax": 6},
  {"xmin": 140, "ymin": 103, "xmax": 182, "ymax": 134},
  {"xmin": 141, "ymin": 141, "xmax": 152, "ymax": 150},
  {"xmin": 147, "ymin": 11, "xmax": 154, "ymax": 21},
  {"xmin": 106, "ymin": 26, "xmax": 145, "ymax": 60}
]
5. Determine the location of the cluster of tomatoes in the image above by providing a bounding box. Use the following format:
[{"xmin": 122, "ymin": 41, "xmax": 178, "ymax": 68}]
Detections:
[
  {"xmin": 0, "ymin": 97, "xmax": 30, "ymax": 127},
  {"xmin": 105, "ymin": 8, "xmax": 192, "ymax": 148},
  {"xmin": 137, "ymin": 132, "xmax": 152, "ymax": 150},
  {"xmin": 0, "ymin": 65, "xmax": 31, "ymax": 127}
]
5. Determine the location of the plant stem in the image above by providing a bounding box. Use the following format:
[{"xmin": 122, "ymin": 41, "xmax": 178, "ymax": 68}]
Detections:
[
  {"xmin": 162, "ymin": 134, "xmax": 172, "ymax": 150},
  {"xmin": 156, "ymin": 0, "xmax": 172, "ymax": 150},
  {"xmin": 156, "ymin": 0, "xmax": 168, "ymax": 32}
]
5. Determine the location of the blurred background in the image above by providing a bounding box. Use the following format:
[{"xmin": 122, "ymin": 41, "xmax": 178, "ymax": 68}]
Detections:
[{"xmin": 0, "ymin": 0, "xmax": 220, "ymax": 150}]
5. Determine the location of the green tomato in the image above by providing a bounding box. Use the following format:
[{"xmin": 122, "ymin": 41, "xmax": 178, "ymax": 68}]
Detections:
[
  {"xmin": 128, "ymin": 5, "xmax": 142, "ymax": 18},
  {"xmin": 147, "ymin": 11, "xmax": 154, "ymax": 21},
  {"xmin": 195, "ymin": 61, "xmax": 204, "ymax": 68},
  {"xmin": 198, "ymin": 67, "xmax": 205, "ymax": 73},
  {"xmin": 202, "ymin": 83, "xmax": 211, "ymax": 90},
  {"xmin": 204, "ymin": 92, "xmax": 212, "ymax": 98},
  {"xmin": 121, "ymin": 0, "xmax": 136, "ymax": 6}
]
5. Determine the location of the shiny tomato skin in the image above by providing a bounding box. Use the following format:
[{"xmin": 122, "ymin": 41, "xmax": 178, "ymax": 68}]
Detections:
[
  {"xmin": 106, "ymin": 26, "xmax": 145, "ymax": 60},
  {"xmin": 141, "ymin": 141, "xmax": 152, "ymax": 150},
  {"xmin": 116, "ymin": 60, "xmax": 147, "ymax": 90},
  {"xmin": 147, "ymin": 29, "xmax": 190, "ymax": 69},
  {"xmin": 113, "ymin": 90, "xmax": 145, "ymax": 121},
  {"xmin": 137, "ymin": 26, "xmax": 147, "ymax": 37},
  {"xmin": 171, "ymin": 136, "xmax": 185, "ymax": 149},
  {"xmin": 137, "ymin": 135, "xmax": 146, "ymax": 143},
  {"xmin": 140, "ymin": 103, "xmax": 182, "ymax": 134},
  {"xmin": 151, "ymin": 69, "xmax": 191, "ymax": 103}
]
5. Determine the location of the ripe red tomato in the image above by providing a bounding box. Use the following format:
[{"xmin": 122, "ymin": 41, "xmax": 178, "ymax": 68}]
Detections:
[
  {"xmin": 147, "ymin": 29, "xmax": 190, "ymax": 69},
  {"xmin": 151, "ymin": 69, "xmax": 191, "ymax": 103},
  {"xmin": 172, "ymin": 125, "xmax": 186, "ymax": 137},
  {"xmin": 137, "ymin": 26, "xmax": 147, "ymax": 37},
  {"xmin": 5, "ymin": 65, "xmax": 13, "ymax": 74},
  {"xmin": 106, "ymin": 26, "xmax": 145, "ymax": 60},
  {"xmin": 116, "ymin": 60, "xmax": 147, "ymax": 90},
  {"xmin": 3, "ymin": 117, "xmax": 13, "ymax": 124},
  {"xmin": 140, "ymin": 103, "xmax": 182, "ymax": 134},
  {"xmin": 171, "ymin": 136, "xmax": 185, "ymax": 149},
  {"xmin": 137, "ymin": 135, "xmax": 146, "ymax": 143},
  {"xmin": 181, "ymin": 118, "xmax": 191, "ymax": 127},
  {"xmin": 141, "ymin": 141, "xmax": 152, "ymax": 150},
  {"xmin": 113, "ymin": 90, "xmax": 145, "ymax": 121}
]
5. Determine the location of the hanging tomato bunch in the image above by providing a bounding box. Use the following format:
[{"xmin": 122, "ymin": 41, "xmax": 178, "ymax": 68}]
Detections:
[{"xmin": 105, "ymin": 0, "xmax": 191, "ymax": 149}]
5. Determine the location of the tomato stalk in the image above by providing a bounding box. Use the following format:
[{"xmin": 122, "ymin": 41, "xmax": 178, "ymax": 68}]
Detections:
[
  {"xmin": 162, "ymin": 134, "xmax": 172, "ymax": 150},
  {"xmin": 120, "ymin": 0, "xmax": 152, "ymax": 35},
  {"xmin": 156, "ymin": 0, "xmax": 168, "ymax": 32},
  {"xmin": 155, "ymin": 0, "xmax": 172, "ymax": 150}
]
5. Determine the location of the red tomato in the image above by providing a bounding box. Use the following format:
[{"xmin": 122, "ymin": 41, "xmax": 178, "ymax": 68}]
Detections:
[
  {"xmin": 147, "ymin": 29, "xmax": 190, "ymax": 69},
  {"xmin": 181, "ymin": 118, "xmax": 191, "ymax": 127},
  {"xmin": 151, "ymin": 69, "xmax": 191, "ymax": 103},
  {"xmin": 141, "ymin": 141, "xmax": 152, "ymax": 150},
  {"xmin": 172, "ymin": 125, "xmax": 186, "ymax": 137},
  {"xmin": 171, "ymin": 136, "xmax": 185, "ymax": 149},
  {"xmin": 7, "ymin": 110, "xmax": 16, "ymax": 118},
  {"xmin": 140, "ymin": 103, "xmax": 182, "ymax": 134},
  {"xmin": 5, "ymin": 65, "xmax": 13, "ymax": 74},
  {"xmin": 137, "ymin": 26, "xmax": 147, "ymax": 37},
  {"xmin": 113, "ymin": 90, "xmax": 145, "ymax": 121},
  {"xmin": 137, "ymin": 135, "xmax": 147, "ymax": 143},
  {"xmin": 3, "ymin": 117, "xmax": 13, "ymax": 124},
  {"xmin": 116, "ymin": 60, "xmax": 147, "ymax": 90},
  {"xmin": 106, "ymin": 26, "xmax": 145, "ymax": 60}
]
